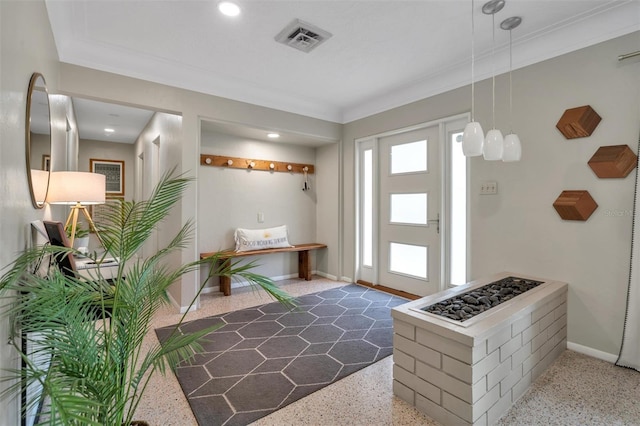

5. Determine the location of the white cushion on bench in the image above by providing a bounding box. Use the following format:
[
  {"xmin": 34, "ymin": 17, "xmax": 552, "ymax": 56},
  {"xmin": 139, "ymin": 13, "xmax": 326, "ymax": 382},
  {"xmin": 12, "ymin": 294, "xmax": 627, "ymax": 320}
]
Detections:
[{"xmin": 234, "ymin": 225, "xmax": 293, "ymax": 252}]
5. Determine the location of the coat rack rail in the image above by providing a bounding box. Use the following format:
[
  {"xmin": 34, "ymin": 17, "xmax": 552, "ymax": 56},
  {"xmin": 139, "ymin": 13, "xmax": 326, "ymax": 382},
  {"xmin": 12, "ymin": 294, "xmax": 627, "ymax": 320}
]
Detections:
[{"xmin": 200, "ymin": 155, "xmax": 315, "ymax": 174}]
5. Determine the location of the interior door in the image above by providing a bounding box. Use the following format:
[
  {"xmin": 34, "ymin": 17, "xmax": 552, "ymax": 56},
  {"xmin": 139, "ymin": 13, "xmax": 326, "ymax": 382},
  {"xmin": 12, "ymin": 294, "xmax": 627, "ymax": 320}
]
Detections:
[{"xmin": 378, "ymin": 125, "xmax": 440, "ymax": 296}]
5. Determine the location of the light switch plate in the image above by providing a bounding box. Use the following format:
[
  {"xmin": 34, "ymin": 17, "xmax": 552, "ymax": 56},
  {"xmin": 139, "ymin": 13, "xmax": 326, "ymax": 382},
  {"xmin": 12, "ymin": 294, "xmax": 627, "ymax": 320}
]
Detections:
[{"xmin": 480, "ymin": 181, "xmax": 498, "ymax": 195}]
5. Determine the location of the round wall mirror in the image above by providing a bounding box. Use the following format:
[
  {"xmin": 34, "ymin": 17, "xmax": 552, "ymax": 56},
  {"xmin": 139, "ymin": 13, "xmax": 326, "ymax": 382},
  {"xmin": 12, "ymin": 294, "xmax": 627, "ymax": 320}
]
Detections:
[{"xmin": 25, "ymin": 73, "xmax": 52, "ymax": 209}]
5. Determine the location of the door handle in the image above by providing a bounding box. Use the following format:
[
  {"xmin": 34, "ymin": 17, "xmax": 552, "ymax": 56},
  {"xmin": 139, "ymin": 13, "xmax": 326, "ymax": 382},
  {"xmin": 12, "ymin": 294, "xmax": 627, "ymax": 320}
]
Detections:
[{"xmin": 428, "ymin": 213, "xmax": 440, "ymax": 234}]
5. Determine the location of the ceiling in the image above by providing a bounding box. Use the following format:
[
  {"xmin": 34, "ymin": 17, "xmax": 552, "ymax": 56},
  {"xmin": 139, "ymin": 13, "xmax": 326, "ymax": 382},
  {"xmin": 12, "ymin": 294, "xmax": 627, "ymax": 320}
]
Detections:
[
  {"xmin": 72, "ymin": 97, "xmax": 155, "ymax": 144},
  {"xmin": 45, "ymin": 0, "xmax": 639, "ymax": 143}
]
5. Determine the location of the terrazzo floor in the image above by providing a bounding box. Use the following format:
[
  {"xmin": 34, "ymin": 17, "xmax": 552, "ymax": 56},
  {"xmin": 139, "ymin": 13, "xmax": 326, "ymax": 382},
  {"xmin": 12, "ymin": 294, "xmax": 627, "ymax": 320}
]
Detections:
[{"xmin": 136, "ymin": 277, "xmax": 640, "ymax": 426}]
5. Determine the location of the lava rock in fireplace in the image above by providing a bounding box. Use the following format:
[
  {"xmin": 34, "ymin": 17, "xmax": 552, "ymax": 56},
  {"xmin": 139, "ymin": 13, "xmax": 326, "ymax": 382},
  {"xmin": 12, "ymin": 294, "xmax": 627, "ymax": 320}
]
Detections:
[{"xmin": 421, "ymin": 276, "xmax": 544, "ymax": 322}]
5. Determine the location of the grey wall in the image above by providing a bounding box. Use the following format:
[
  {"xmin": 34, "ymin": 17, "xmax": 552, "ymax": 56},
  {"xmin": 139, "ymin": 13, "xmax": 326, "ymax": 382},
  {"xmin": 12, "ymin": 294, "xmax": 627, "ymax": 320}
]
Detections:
[
  {"xmin": 134, "ymin": 111, "xmax": 187, "ymax": 303},
  {"xmin": 315, "ymin": 142, "xmax": 341, "ymax": 277},
  {"xmin": 75, "ymin": 138, "xmax": 137, "ymax": 251},
  {"xmin": 2, "ymin": 6, "xmax": 637, "ymax": 425},
  {"xmin": 78, "ymin": 138, "xmax": 136, "ymax": 199},
  {"xmin": 198, "ymin": 133, "xmax": 319, "ymax": 288},
  {"xmin": 0, "ymin": 1, "xmax": 61, "ymax": 424},
  {"xmin": 342, "ymin": 32, "xmax": 640, "ymax": 357},
  {"xmin": 57, "ymin": 64, "xmax": 342, "ymax": 308},
  {"xmin": 29, "ymin": 133, "xmax": 51, "ymax": 172}
]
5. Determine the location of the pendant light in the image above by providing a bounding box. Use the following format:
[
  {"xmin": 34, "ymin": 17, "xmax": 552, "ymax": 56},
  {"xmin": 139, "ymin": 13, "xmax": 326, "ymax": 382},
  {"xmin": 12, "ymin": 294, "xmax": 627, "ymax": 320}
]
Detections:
[
  {"xmin": 482, "ymin": 0, "xmax": 505, "ymax": 161},
  {"xmin": 462, "ymin": 0, "xmax": 484, "ymax": 157},
  {"xmin": 501, "ymin": 16, "xmax": 522, "ymax": 162}
]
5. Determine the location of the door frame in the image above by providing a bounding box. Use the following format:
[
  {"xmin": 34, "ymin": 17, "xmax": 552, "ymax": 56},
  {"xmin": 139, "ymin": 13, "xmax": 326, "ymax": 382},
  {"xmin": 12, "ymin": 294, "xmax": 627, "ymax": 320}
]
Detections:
[{"xmin": 354, "ymin": 112, "xmax": 469, "ymax": 293}]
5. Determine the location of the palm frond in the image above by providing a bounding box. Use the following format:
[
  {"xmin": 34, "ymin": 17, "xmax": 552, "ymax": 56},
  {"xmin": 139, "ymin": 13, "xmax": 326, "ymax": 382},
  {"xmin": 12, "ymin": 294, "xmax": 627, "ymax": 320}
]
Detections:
[{"xmin": 0, "ymin": 170, "xmax": 295, "ymax": 425}]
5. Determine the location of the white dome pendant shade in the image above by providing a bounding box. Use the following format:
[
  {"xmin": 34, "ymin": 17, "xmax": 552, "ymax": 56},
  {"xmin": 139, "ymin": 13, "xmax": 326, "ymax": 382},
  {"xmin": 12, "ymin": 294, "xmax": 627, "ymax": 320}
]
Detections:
[
  {"xmin": 483, "ymin": 129, "xmax": 504, "ymax": 160},
  {"xmin": 502, "ymin": 133, "xmax": 521, "ymax": 162},
  {"xmin": 462, "ymin": 0, "xmax": 485, "ymax": 158},
  {"xmin": 462, "ymin": 122, "xmax": 484, "ymax": 156}
]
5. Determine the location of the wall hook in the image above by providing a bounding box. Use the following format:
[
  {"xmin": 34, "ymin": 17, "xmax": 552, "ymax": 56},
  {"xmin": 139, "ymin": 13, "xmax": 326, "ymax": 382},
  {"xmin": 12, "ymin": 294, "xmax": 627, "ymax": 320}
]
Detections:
[{"xmin": 200, "ymin": 155, "xmax": 314, "ymax": 174}]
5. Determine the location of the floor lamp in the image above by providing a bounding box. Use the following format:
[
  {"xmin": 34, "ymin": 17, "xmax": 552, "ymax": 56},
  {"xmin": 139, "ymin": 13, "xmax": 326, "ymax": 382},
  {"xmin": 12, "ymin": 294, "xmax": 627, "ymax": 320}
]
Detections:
[{"xmin": 47, "ymin": 171, "xmax": 106, "ymax": 247}]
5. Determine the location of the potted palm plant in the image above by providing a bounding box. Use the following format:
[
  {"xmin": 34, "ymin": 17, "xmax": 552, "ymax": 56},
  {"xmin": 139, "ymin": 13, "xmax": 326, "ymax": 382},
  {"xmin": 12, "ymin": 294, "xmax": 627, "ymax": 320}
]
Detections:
[{"xmin": 0, "ymin": 170, "xmax": 293, "ymax": 425}]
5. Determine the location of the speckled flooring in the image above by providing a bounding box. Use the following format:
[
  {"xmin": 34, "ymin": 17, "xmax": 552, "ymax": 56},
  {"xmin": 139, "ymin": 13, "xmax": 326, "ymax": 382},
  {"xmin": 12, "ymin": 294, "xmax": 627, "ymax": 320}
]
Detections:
[{"xmin": 136, "ymin": 277, "xmax": 640, "ymax": 426}]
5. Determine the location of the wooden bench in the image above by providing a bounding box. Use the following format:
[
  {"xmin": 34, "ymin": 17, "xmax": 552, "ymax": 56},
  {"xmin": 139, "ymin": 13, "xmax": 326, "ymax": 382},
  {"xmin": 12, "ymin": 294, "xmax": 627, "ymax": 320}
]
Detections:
[{"xmin": 200, "ymin": 243, "xmax": 327, "ymax": 296}]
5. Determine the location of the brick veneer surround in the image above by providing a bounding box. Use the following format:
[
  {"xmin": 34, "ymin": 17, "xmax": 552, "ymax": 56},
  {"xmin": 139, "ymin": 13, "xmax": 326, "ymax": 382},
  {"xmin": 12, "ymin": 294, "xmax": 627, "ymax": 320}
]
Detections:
[{"xmin": 391, "ymin": 272, "xmax": 568, "ymax": 426}]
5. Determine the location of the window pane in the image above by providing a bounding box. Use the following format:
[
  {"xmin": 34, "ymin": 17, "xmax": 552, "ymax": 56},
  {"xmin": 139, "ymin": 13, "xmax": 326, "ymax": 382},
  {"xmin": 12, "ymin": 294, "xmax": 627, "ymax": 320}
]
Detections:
[
  {"xmin": 363, "ymin": 149, "xmax": 373, "ymax": 267},
  {"xmin": 391, "ymin": 140, "xmax": 427, "ymax": 174},
  {"xmin": 389, "ymin": 242, "xmax": 427, "ymax": 279},
  {"xmin": 450, "ymin": 131, "xmax": 467, "ymax": 285},
  {"xmin": 390, "ymin": 193, "xmax": 427, "ymax": 225}
]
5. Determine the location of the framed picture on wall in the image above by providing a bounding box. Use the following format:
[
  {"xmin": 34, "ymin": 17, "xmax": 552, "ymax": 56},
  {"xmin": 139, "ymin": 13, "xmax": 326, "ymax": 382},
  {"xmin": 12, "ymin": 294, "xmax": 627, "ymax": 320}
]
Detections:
[
  {"xmin": 90, "ymin": 196, "xmax": 125, "ymax": 232},
  {"xmin": 90, "ymin": 158, "xmax": 125, "ymax": 196},
  {"xmin": 42, "ymin": 155, "xmax": 50, "ymax": 171}
]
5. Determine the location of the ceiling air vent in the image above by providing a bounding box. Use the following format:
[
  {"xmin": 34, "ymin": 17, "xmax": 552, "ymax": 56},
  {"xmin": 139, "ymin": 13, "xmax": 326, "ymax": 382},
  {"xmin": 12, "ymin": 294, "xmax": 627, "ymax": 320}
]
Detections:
[{"xmin": 275, "ymin": 19, "xmax": 332, "ymax": 53}]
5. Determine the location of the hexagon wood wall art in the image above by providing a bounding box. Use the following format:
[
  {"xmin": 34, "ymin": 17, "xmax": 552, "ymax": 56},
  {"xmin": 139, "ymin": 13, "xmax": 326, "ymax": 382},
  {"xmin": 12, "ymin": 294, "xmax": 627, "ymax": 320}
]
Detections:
[
  {"xmin": 556, "ymin": 105, "xmax": 602, "ymax": 139},
  {"xmin": 588, "ymin": 145, "xmax": 638, "ymax": 178},
  {"xmin": 553, "ymin": 190, "xmax": 598, "ymax": 221}
]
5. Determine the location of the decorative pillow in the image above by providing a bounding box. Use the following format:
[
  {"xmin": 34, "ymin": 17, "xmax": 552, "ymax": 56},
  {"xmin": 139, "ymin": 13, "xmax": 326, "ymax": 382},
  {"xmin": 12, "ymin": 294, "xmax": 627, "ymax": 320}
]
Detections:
[{"xmin": 234, "ymin": 225, "xmax": 292, "ymax": 252}]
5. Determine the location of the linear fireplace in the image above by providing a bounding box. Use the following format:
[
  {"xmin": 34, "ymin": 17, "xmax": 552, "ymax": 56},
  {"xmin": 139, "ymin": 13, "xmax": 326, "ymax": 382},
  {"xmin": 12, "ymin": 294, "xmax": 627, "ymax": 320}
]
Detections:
[{"xmin": 391, "ymin": 272, "xmax": 568, "ymax": 425}]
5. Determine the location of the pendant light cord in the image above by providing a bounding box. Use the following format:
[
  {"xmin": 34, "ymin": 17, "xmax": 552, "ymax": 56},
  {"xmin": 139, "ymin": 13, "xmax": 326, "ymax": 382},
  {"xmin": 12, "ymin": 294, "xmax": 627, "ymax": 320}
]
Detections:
[
  {"xmin": 491, "ymin": 13, "xmax": 496, "ymax": 130},
  {"xmin": 508, "ymin": 29, "xmax": 513, "ymax": 133},
  {"xmin": 471, "ymin": 0, "xmax": 476, "ymax": 121}
]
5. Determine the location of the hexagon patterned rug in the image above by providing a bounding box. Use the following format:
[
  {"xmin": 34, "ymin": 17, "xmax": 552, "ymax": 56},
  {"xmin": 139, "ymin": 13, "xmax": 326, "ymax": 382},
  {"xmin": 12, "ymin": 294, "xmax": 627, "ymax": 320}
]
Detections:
[{"xmin": 155, "ymin": 284, "xmax": 407, "ymax": 425}]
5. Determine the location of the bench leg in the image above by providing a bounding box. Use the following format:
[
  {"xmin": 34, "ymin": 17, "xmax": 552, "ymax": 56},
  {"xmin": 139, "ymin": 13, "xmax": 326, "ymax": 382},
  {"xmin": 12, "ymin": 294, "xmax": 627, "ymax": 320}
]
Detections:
[
  {"xmin": 220, "ymin": 259, "xmax": 232, "ymax": 296},
  {"xmin": 298, "ymin": 250, "xmax": 312, "ymax": 281}
]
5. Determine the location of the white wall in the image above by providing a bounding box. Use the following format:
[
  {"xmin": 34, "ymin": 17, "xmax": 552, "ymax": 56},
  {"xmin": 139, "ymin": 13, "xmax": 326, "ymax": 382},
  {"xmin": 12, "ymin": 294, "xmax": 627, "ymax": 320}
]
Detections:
[
  {"xmin": 0, "ymin": 1, "xmax": 61, "ymax": 425},
  {"xmin": 342, "ymin": 32, "xmax": 640, "ymax": 357},
  {"xmin": 134, "ymin": 112, "xmax": 184, "ymax": 301},
  {"xmin": 198, "ymin": 132, "xmax": 318, "ymax": 288}
]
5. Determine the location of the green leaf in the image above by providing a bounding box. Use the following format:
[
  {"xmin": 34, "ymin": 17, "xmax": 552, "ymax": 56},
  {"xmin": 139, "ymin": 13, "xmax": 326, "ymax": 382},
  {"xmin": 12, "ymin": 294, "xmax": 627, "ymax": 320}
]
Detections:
[{"xmin": 0, "ymin": 169, "xmax": 293, "ymax": 425}]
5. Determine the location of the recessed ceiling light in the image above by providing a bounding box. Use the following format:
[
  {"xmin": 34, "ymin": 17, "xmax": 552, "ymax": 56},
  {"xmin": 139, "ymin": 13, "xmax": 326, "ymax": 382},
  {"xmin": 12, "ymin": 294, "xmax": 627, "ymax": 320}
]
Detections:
[
  {"xmin": 104, "ymin": 128, "xmax": 115, "ymax": 133},
  {"xmin": 218, "ymin": 2, "xmax": 241, "ymax": 17},
  {"xmin": 267, "ymin": 133, "xmax": 280, "ymax": 139}
]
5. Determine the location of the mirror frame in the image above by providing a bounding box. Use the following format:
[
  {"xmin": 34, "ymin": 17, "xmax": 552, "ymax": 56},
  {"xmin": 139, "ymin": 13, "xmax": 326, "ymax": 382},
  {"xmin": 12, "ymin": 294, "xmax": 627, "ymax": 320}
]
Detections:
[{"xmin": 25, "ymin": 72, "xmax": 52, "ymax": 209}]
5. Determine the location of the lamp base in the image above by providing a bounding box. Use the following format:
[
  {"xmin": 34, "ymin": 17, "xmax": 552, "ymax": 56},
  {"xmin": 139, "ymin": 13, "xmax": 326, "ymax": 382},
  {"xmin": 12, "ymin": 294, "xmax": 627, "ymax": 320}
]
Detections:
[{"xmin": 64, "ymin": 203, "xmax": 102, "ymax": 248}]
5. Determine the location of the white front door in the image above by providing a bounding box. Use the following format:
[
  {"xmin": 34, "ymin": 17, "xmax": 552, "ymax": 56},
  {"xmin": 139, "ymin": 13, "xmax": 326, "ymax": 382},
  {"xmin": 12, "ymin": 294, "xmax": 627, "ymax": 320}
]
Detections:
[
  {"xmin": 377, "ymin": 126, "xmax": 440, "ymax": 296},
  {"xmin": 356, "ymin": 115, "xmax": 469, "ymax": 297}
]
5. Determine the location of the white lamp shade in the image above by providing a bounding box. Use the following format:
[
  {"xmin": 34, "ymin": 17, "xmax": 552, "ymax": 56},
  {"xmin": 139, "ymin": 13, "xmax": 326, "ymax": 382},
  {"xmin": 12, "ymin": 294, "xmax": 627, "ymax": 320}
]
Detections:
[
  {"xmin": 30, "ymin": 169, "xmax": 49, "ymax": 203},
  {"xmin": 47, "ymin": 171, "xmax": 106, "ymax": 205},
  {"xmin": 502, "ymin": 133, "xmax": 522, "ymax": 162},
  {"xmin": 462, "ymin": 122, "xmax": 484, "ymax": 157},
  {"xmin": 483, "ymin": 129, "xmax": 504, "ymax": 161}
]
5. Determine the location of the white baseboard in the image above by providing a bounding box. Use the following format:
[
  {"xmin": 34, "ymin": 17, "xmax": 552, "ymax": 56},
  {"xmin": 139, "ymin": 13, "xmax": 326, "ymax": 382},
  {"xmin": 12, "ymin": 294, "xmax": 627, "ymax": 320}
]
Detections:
[
  {"xmin": 201, "ymin": 285, "xmax": 218, "ymax": 295},
  {"xmin": 316, "ymin": 270, "xmax": 338, "ymax": 281},
  {"xmin": 340, "ymin": 276, "xmax": 353, "ymax": 283},
  {"xmin": 167, "ymin": 290, "xmax": 199, "ymax": 314},
  {"xmin": 567, "ymin": 341, "xmax": 618, "ymax": 363}
]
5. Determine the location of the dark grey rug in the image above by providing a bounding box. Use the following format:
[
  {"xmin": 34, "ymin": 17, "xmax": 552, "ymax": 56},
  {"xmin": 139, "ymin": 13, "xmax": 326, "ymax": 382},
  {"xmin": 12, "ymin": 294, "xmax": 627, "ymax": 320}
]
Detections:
[{"xmin": 155, "ymin": 284, "xmax": 407, "ymax": 426}]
